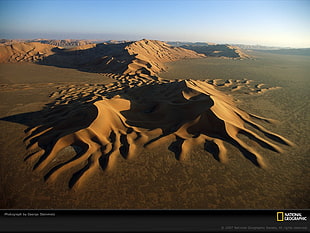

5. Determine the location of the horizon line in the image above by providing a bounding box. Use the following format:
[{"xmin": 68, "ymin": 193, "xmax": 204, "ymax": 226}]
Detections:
[{"xmin": 1, "ymin": 37, "xmax": 309, "ymax": 49}]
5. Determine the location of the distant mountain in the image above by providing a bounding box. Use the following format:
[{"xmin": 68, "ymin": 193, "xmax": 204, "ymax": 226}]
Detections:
[
  {"xmin": 230, "ymin": 44, "xmax": 310, "ymax": 56},
  {"xmin": 168, "ymin": 41, "xmax": 300, "ymax": 51},
  {"xmin": 231, "ymin": 44, "xmax": 290, "ymax": 50},
  {"xmin": 0, "ymin": 39, "xmax": 24, "ymax": 45},
  {"xmin": 0, "ymin": 39, "xmax": 96, "ymax": 47},
  {"xmin": 167, "ymin": 41, "xmax": 216, "ymax": 47},
  {"xmin": 104, "ymin": 40, "xmax": 132, "ymax": 44},
  {"xmin": 26, "ymin": 39, "xmax": 97, "ymax": 48}
]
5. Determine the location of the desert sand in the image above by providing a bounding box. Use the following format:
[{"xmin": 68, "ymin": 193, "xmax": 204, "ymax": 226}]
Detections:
[{"xmin": 0, "ymin": 40, "xmax": 308, "ymax": 209}]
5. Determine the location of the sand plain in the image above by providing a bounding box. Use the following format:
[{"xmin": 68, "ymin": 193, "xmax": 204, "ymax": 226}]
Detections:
[
  {"xmin": 0, "ymin": 46, "xmax": 309, "ymax": 209},
  {"xmin": 161, "ymin": 51, "xmax": 310, "ymax": 208}
]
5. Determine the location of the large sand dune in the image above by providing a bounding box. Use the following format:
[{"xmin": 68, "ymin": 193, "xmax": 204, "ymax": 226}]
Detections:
[
  {"xmin": 24, "ymin": 77, "xmax": 293, "ymax": 189},
  {"xmin": 1, "ymin": 40, "xmax": 293, "ymax": 190},
  {"xmin": 0, "ymin": 39, "xmax": 204, "ymax": 75}
]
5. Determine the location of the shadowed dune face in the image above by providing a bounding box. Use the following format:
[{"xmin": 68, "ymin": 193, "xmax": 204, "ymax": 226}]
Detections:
[
  {"xmin": 37, "ymin": 43, "xmax": 135, "ymax": 74},
  {"xmin": 21, "ymin": 79, "xmax": 293, "ymax": 189}
]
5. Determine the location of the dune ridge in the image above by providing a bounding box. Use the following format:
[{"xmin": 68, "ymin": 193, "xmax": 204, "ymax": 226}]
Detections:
[{"xmin": 1, "ymin": 39, "xmax": 293, "ymax": 189}]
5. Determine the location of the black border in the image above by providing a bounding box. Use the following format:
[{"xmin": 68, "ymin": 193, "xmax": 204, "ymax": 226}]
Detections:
[{"xmin": 1, "ymin": 209, "xmax": 309, "ymax": 232}]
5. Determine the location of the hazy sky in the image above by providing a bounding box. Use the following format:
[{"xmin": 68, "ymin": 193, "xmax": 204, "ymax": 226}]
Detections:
[{"xmin": 0, "ymin": 0, "xmax": 309, "ymax": 47}]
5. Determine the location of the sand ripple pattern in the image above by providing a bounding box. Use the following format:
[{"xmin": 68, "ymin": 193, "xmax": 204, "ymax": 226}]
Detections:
[{"xmin": 24, "ymin": 74, "xmax": 293, "ymax": 189}]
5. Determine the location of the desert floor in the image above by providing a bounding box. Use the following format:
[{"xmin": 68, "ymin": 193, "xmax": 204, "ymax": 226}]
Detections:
[{"xmin": 0, "ymin": 51, "xmax": 309, "ymax": 209}]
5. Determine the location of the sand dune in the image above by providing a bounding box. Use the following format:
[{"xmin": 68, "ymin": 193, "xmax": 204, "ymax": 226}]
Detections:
[
  {"xmin": 24, "ymin": 76, "xmax": 293, "ymax": 189},
  {"xmin": 227, "ymin": 45, "xmax": 251, "ymax": 59},
  {"xmin": 0, "ymin": 39, "xmax": 204, "ymax": 75},
  {"xmin": 0, "ymin": 42, "xmax": 56, "ymax": 63},
  {"xmin": 124, "ymin": 39, "xmax": 205, "ymax": 75},
  {"xmin": 1, "ymin": 39, "xmax": 293, "ymax": 189},
  {"xmin": 179, "ymin": 43, "xmax": 251, "ymax": 59}
]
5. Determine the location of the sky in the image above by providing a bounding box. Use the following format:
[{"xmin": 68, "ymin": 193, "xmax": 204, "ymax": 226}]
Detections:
[{"xmin": 0, "ymin": 0, "xmax": 309, "ymax": 47}]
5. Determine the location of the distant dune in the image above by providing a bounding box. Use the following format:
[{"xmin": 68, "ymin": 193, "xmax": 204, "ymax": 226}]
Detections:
[
  {"xmin": 0, "ymin": 42, "xmax": 56, "ymax": 63},
  {"xmin": 0, "ymin": 39, "xmax": 204, "ymax": 75},
  {"xmin": 124, "ymin": 39, "xmax": 205, "ymax": 75},
  {"xmin": 179, "ymin": 44, "xmax": 251, "ymax": 58},
  {"xmin": 0, "ymin": 39, "xmax": 289, "ymax": 189}
]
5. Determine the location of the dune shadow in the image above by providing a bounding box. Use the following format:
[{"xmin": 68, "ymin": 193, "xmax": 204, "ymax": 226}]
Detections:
[
  {"xmin": 204, "ymin": 140, "xmax": 221, "ymax": 162},
  {"xmin": 0, "ymin": 111, "xmax": 44, "ymax": 128},
  {"xmin": 0, "ymin": 97, "xmax": 98, "ymax": 185},
  {"xmin": 168, "ymin": 136, "xmax": 185, "ymax": 160},
  {"xmin": 36, "ymin": 42, "xmax": 135, "ymax": 74}
]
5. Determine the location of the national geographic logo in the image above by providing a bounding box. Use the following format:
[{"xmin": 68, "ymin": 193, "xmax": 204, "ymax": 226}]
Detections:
[{"xmin": 277, "ymin": 212, "xmax": 307, "ymax": 222}]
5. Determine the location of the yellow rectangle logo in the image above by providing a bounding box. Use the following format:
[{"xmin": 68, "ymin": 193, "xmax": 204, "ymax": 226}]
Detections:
[{"xmin": 277, "ymin": 212, "xmax": 284, "ymax": 221}]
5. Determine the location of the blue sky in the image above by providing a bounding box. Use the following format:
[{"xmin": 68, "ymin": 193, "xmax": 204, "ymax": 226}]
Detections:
[{"xmin": 0, "ymin": 0, "xmax": 309, "ymax": 47}]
